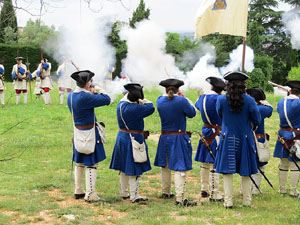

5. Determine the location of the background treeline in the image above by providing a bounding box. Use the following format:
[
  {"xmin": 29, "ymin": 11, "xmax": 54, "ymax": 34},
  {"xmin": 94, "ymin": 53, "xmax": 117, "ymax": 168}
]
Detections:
[{"xmin": 0, "ymin": 0, "xmax": 300, "ymax": 89}]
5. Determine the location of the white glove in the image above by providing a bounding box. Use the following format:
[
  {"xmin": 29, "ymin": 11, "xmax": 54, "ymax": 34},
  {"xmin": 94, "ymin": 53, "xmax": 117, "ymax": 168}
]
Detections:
[{"xmin": 138, "ymin": 98, "xmax": 152, "ymax": 104}]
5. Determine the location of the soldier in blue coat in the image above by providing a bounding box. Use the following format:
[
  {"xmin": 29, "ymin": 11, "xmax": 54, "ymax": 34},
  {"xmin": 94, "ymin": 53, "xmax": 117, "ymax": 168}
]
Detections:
[
  {"xmin": 215, "ymin": 72, "xmax": 261, "ymax": 208},
  {"xmin": 194, "ymin": 77, "xmax": 225, "ymax": 201},
  {"xmin": 67, "ymin": 70, "xmax": 111, "ymax": 203},
  {"xmin": 246, "ymin": 87, "xmax": 273, "ymax": 194},
  {"xmin": 110, "ymin": 83, "xmax": 155, "ymax": 203},
  {"xmin": 274, "ymin": 81, "xmax": 300, "ymax": 197},
  {"xmin": 154, "ymin": 78, "xmax": 197, "ymax": 207}
]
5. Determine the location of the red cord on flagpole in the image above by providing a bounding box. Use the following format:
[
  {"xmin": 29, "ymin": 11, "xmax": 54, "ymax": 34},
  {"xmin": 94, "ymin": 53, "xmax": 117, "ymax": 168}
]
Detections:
[{"xmin": 242, "ymin": 37, "xmax": 246, "ymax": 72}]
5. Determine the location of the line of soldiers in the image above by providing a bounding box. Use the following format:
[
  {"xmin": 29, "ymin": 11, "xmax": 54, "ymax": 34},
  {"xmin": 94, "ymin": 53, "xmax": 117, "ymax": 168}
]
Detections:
[
  {"xmin": 68, "ymin": 70, "xmax": 300, "ymax": 208},
  {"xmin": 0, "ymin": 56, "xmax": 74, "ymax": 106}
]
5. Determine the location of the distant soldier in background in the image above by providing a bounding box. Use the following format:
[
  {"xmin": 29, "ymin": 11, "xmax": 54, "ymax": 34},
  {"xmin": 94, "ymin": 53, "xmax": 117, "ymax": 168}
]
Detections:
[
  {"xmin": 37, "ymin": 58, "xmax": 52, "ymax": 104},
  {"xmin": 154, "ymin": 78, "xmax": 197, "ymax": 207},
  {"xmin": 57, "ymin": 57, "xmax": 74, "ymax": 104},
  {"xmin": 194, "ymin": 77, "xmax": 225, "ymax": 202},
  {"xmin": 274, "ymin": 81, "xmax": 300, "ymax": 197},
  {"xmin": 12, "ymin": 57, "xmax": 28, "ymax": 104},
  {"xmin": 246, "ymin": 87, "xmax": 273, "ymax": 194},
  {"xmin": 31, "ymin": 69, "xmax": 43, "ymax": 99},
  {"xmin": 68, "ymin": 70, "xmax": 111, "ymax": 203},
  {"xmin": 0, "ymin": 64, "xmax": 5, "ymax": 106},
  {"xmin": 110, "ymin": 83, "xmax": 155, "ymax": 203}
]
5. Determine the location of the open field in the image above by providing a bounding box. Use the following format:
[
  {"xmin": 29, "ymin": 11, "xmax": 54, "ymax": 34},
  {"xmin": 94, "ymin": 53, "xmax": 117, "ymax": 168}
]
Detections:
[{"xmin": 0, "ymin": 83, "xmax": 299, "ymax": 225}]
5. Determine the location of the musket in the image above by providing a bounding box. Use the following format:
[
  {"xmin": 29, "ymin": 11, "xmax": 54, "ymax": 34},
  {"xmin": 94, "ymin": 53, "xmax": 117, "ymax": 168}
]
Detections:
[
  {"xmin": 277, "ymin": 133, "xmax": 300, "ymax": 171},
  {"xmin": 25, "ymin": 53, "xmax": 32, "ymax": 102},
  {"xmin": 250, "ymin": 175, "xmax": 262, "ymax": 194},
  {"xmin": 257, "ymin": 167, "xmax": 274, "ymax": 189},
  {"xmin": 198, "ymin": 132, "xmax": 216, "ymax": 160},
  {"xmin": 268, "ymin": 81, "xmax": 290, "ymax": 92},
  {"xmin": 71, "ymin": 60, "xmax": 80, "ymax": 72}
]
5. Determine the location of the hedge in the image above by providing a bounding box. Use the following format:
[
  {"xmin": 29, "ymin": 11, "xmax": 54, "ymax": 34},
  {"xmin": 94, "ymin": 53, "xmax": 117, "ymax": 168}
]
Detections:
[{"xmin": 0, "ymin": 43, "xmax": 58, "ymax": 81}]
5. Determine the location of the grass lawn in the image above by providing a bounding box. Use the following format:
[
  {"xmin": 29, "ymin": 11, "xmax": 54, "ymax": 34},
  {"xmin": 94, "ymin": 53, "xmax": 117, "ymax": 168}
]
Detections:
[{"xmin": 0, "ymin": 82, "xmax": 299, "ymax": 225}]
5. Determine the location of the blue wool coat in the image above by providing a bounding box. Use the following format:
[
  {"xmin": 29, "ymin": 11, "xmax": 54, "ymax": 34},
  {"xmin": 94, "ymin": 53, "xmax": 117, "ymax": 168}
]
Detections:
[
  {"xmin": 255, "ymin": 104, "xmax": 273, "ymax": 167},
  {"xmin": 194, "ymin": 92, "xmax": 221, "ymax": 163},
  {"xmin": 154, "ymin": 96, "xmax": 196, "ymax": 171},
  {"xmin": 274, "ymin": 96, "xmax": 300, "ymax": 162},
  {"xmin": 215, "ymin": 94, "xmax": 261, "ymax": 176},
  {"xmin": 67, "ymin": 90, "xmax": 111, "ymax": 166},
  {"xmin": 109, "ymin": 100, "xmax": 155, "ymax": 176}
]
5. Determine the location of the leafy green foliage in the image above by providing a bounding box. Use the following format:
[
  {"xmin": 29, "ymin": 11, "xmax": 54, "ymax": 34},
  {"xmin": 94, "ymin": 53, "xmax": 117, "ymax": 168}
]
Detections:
[
  {"xmin": 282, "ymin": 0, "xmax": 300, "ymax": 6},
  {"xmin": 0, "ymin": 0, "xmax": 18, "ymax": 43},
  {"xmin": 129, "ymin": 0, "xmax": 150, "ymax": 28},
  {"xmin": 18, "ymin": 19, "xmax": 58, "ymax": 47},
  {"xmin": 288, "ymin": 64, "xmax": 300, "ymax": 80}
]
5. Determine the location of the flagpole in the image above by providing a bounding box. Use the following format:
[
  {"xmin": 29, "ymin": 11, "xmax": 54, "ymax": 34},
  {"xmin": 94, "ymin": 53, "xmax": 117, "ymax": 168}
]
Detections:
[{"xmin": 242, "ymin": 37, "xmax": 246, "ymax": 72}]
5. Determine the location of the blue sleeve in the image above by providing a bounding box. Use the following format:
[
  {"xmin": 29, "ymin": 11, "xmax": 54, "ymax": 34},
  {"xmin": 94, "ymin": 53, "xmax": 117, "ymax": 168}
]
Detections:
[
  {"xmin": 135, "ymin": 103, "xmax": 155, "ymax": 119},
  {"xmin": 259, "ymin": 105, "xmax": 273, "ymax": 119},
  {"xmin": 43, "ymin": 63, "xmax": 49, "ymax": 71},
  {"xmin": 37, "ymin": 70, "xmax": 41, "ymax": 77},
  {"xmin": 183, "ymin": 98, "xmax": 196, "ymax": 118},
  {"xmin": 249, "ymin": 97, "xmax": 262, "ymax": 126},
  {"xmin": 12, "ymin": 72, "xmax": 16, "ymax": 80},
  {"xmin": 18, "ymin": 67, "xmax": 25, "ymax": 75},
  {"xmin": 0, "ymin": 67, "xmax": 4, "ymax": 74},
  {"xmin": 81, "ymin": 93, "xmax": 111, "ymax": 109},
  {"xmin": 58, "ymin": 71, "xmax": 63, "ymax": 77},
  {"xmin": 216, "ymin": 95, "xmax": 222, "ymax": 119},
  {"xmin": 195, "ymin": 96, "xmax": 201, "ymax": 111},
  {"xmin": 29, "ymin": 73, "xmax": 33, "ymax": 80}
]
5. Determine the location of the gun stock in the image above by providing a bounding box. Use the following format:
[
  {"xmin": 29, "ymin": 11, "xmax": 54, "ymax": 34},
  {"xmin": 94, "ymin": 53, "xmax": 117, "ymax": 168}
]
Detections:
[{"xmin": 268, "ymin": 81, "xmax": 290, "ymax": 92}]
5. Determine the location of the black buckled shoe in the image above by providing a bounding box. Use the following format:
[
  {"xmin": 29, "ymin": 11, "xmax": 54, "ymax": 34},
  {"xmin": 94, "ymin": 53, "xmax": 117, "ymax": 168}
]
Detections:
[
  {"xmin": 176, "ymin": 199, "xmax": 197, "ymax": 207},
  {"xmin": 201, "ymin": 191, "xmax": 209, "ymax": 198},
  {"xmin": 131, "ymin": 197, "xmax": 148, "ymax": 203},
  {"xmin": 161, "ymin": 193, "xmax": 175, "ymax": 199},
  {"xmin": 225, "ymin": 206, "xmax": 233, "ymax": 209},
  {"xmin": 122, "ymin": 196, "xmax": 130, "ymax": 200},
  {"xmin": 74, "ymin": 193, "xmax": 85, "ymax": 199}
]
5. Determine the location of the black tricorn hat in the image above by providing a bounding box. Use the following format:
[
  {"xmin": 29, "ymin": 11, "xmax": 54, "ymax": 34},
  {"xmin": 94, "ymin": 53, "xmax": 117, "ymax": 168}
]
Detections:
[
  {"xmin": 206, "ymin": 76, "xmax": 225, "ymax": 90},
  {"xmin": 224, "ymin": 71, "xmax": 249, "ymax": 81},
  {"xmin": 71, "ymin": 70, "xmax": 95, "ymax": 85},
  {"xmin": 286, "ymin": 80, "xmax": 300, "ymax": 91},
  {"xmin": 246, "ymin": 87, "xmax": 266, "ymax": 101},
  {"xmin": 124, "ymin": 83, "xmax": 144, "ymax": 100},
  {"xmin": 159, "ymin": 78, "xmax": 184, "ymax": 88},
  {"xmin": 15, "ymin": 57, "xmax": 24, "ymax": 61}
]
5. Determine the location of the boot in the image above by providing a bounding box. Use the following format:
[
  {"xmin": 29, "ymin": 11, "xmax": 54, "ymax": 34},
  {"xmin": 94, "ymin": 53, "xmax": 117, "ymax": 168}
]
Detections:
[
  {"xmin": 241, "ymin": 176, "xmax": 252, "ymax": 207},
  {"xmin": 223, "ymin": 174, "xmax": 233, "ymax": 208},
  {"xmin": 129, "ymin": 176, "xmax": 148, "ymax": 203},
  {"xmin": 16, "ymin": 94, "xmax": 20, "ymax": 105},
  {"xmin": 209, "ymin": 166, "xmax": 224, "ymax": 202},
  {"xmin": 200, "ymin": 163, "xmax": 210, "ymax": 198},
  {"xmin": 23, "ymin": 93, "xmax": 28, "ymax": 104},
  {"xmin": 0, "ymin": 92, "xmax": 4, "ymax": 106},
  {"xmin": 74, "ymin": 164, "xmax": 85, "ymax": 199},
  {"xmin": 84, "ymin": 166, "xmax": 105, "ymax": 203},
  {"xmin": 289, "ymin": 161, "xmax": 300, "ymax": 197},
  {"xmin": 120, "ymin": 172, "xmax": 129, "ymax": 199},
  {"xmin": 252, "ymin": 166, "xmax": 264, "ymax": 195},
  {"xmin": 59, "ymin": 91, "xmax": 64, "ymax": 104},
  {"xmin": 174, "ymin": 172, "xmax": 197, "ymax": 206},
  {"xmin": 161, "ymin": 166, "xmax": 173, "ymax": 198},
  {"xmin": 278, "ymin": 158, "xmax": 289, "ymax": 194}
]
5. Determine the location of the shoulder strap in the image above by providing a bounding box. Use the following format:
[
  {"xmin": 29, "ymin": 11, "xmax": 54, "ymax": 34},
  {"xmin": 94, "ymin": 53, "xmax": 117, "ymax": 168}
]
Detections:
[
  {"xmin": 120, "ymin": 103, "xmax": 129, "ymax": 130},
  {"xmin": 203, "ymin": 95, "xmax": 212, "ymax": 125},
  {"xmin": 284, "ymin": 98, "xmax": 296, "ymax": 138}
]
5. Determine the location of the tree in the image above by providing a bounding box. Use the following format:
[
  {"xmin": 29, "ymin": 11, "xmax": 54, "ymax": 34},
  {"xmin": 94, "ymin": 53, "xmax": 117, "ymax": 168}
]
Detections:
[
  {"xmin": 18, "ymin": 19, "xmax": 57, "ymax": 47},
  {"xmin": 0, "ymin": 0, "xmax": 18, "ymax": 43},
  {"xmin": 129, "ymin": 0, "xmax": 150, "ymax": 28},
  {"xmin": 282, "ymin": 0, "xmax": 300, "ymax": 6},
  {"xmin": 288, "ymin": 65, "xmax": 300, "ymax": 80}
]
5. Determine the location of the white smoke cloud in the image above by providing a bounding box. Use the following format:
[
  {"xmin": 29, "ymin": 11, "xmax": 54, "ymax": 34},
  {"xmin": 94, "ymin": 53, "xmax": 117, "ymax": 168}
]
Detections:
[
  {"xmin": 220, "ymin": 44, "xmax": 254, "ymax": 74},
  {"xmin": 44, "ymin": 16, "xmax": 116, "ymax": 83},
  {"xmin": 120, "ymin": 20, "xmax": 183, "ymax": 88},
  {"xmin": 282, "ymin": 7, "xmax": 300, "ymax": 50}
]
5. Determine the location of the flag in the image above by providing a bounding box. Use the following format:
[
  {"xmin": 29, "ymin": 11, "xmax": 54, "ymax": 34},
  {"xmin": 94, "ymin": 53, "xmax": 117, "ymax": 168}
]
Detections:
[{"xmin": 195, "ymin": 0, "xmax": 249, "ymax": 38}]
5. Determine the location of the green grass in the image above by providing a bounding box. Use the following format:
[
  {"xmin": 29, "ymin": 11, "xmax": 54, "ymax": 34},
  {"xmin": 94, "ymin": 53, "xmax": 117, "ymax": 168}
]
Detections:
[{"xmin": 0, "ymin": 83, "xmax": 299, "ymax": 224}]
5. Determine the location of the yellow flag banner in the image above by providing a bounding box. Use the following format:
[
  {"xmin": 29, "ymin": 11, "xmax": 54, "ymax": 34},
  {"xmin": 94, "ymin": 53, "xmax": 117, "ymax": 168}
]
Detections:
[{"xmin": 195, "ymin": 0, "xmax": 249, "ymax": 38}]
